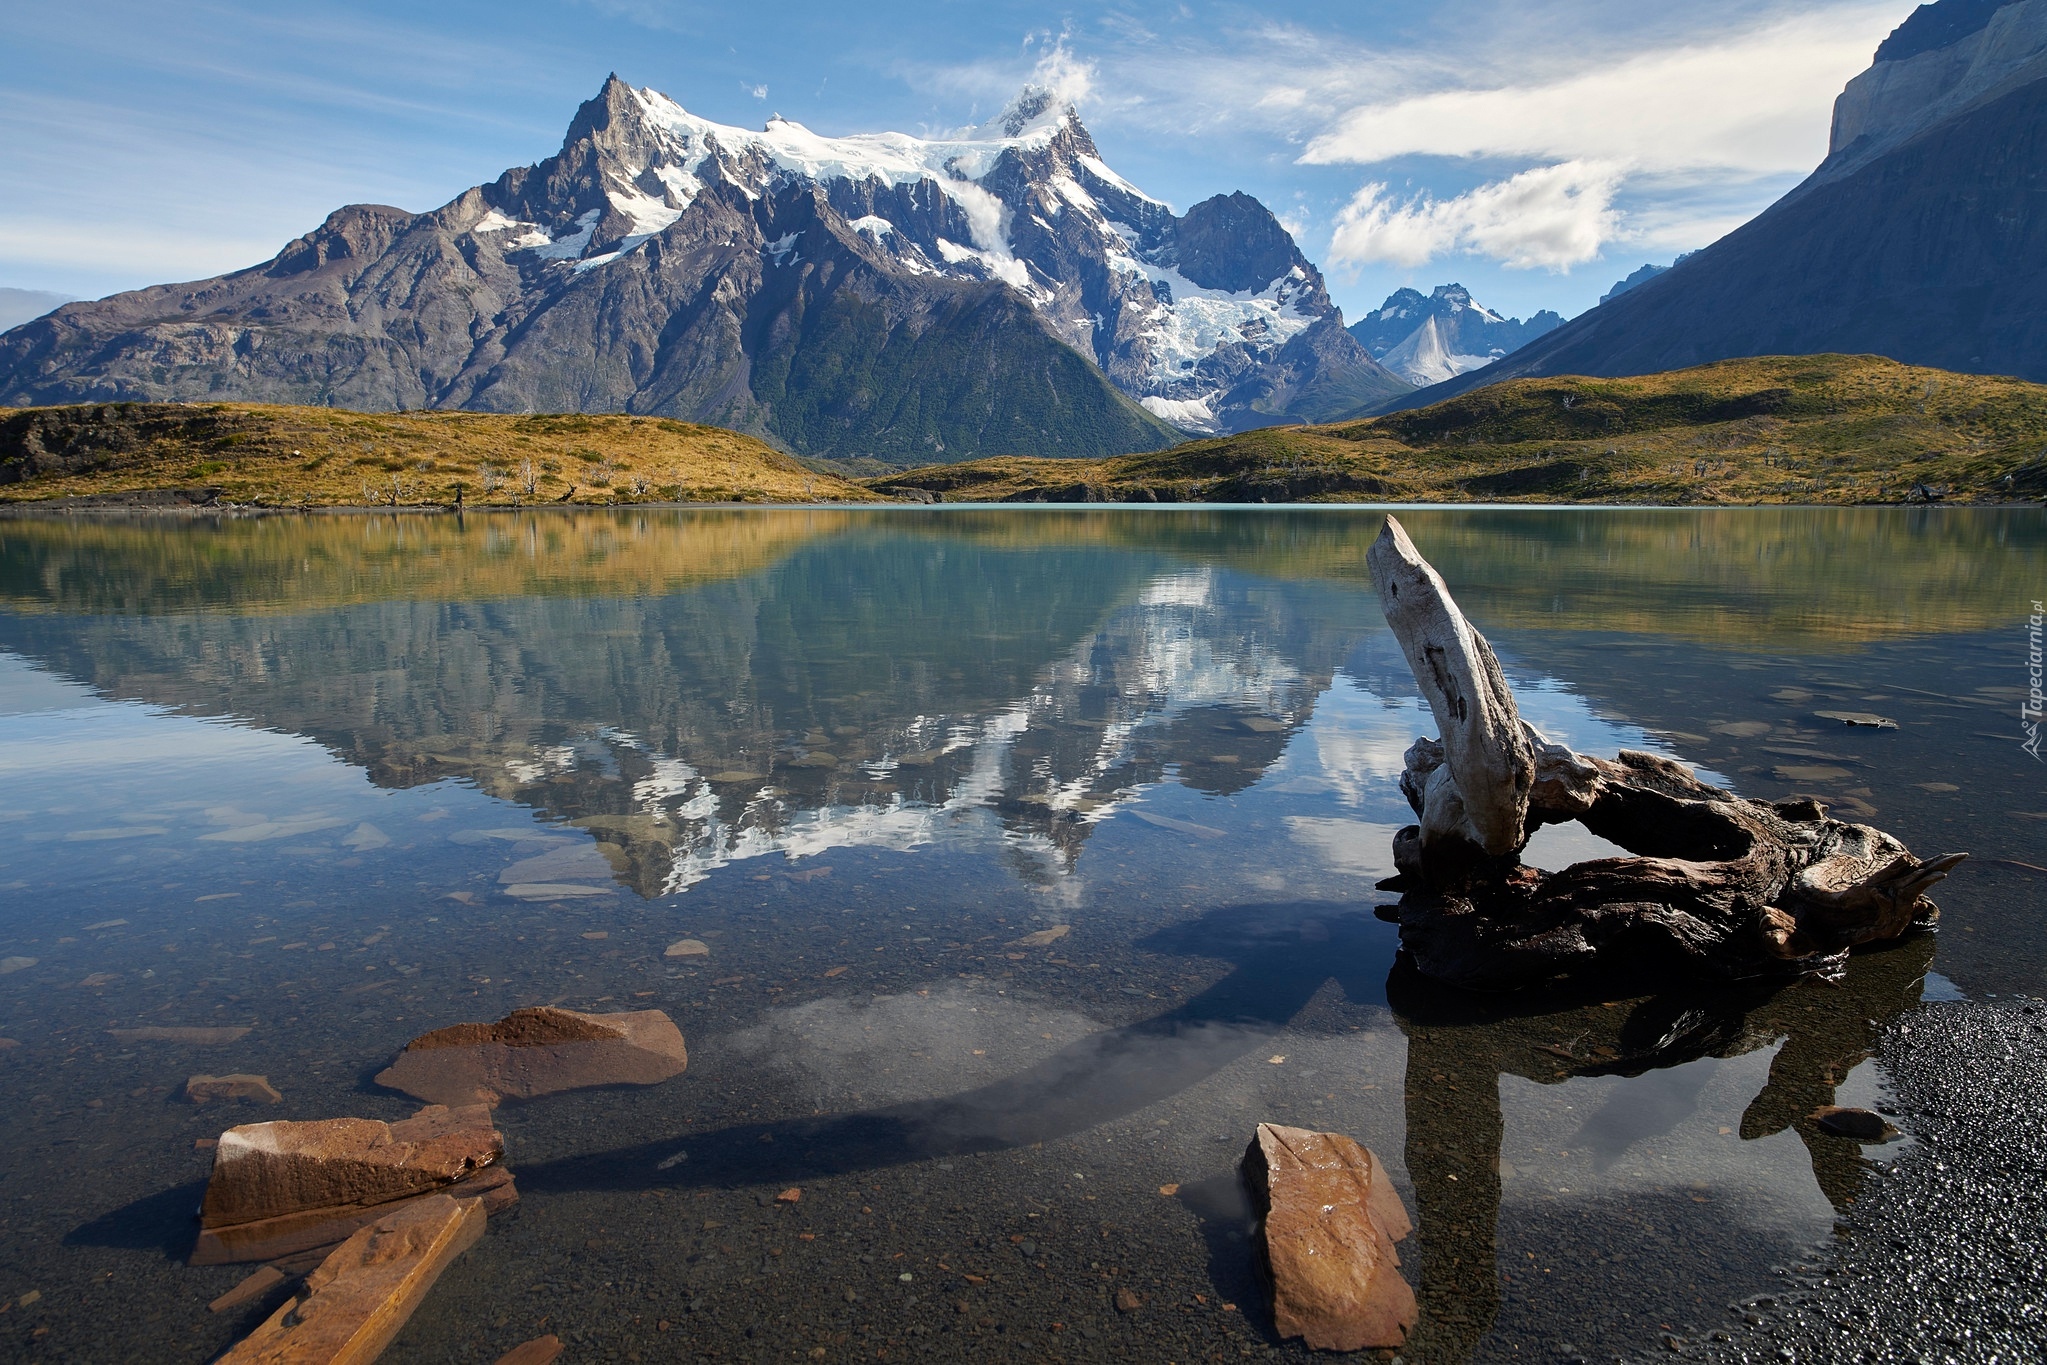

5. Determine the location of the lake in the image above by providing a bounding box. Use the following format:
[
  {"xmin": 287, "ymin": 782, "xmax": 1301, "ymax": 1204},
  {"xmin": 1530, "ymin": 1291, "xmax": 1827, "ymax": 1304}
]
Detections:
[{"xmin": 0, "ymin": 506, "xmax": 2040, "ymax": 1363}]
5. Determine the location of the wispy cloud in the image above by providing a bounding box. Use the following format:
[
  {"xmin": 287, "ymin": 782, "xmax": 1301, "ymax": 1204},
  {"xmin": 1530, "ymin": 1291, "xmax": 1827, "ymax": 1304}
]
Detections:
[
  {"xmin": 1329, "ymin": 161, "xmax": 1624, "ymax": 272},
  {"xmin": 1301, "ymin": 5, "xmax": 1898, "ymax": 176}
]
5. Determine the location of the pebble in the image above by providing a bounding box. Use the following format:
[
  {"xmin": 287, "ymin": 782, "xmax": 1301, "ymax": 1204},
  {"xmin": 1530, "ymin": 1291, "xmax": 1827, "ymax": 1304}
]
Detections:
[
  {"xmin": 777, "ymin": 1188, "xmax": 802, "ymax": 1203},
  {"xmin": 664, "ymin": 939, "xmax": 710, "ymax": 958},
  {"xmin": 1115, "ymin": 1287, "xmax": 1143, "ymax": 1313},
  {"xmin": 0, "ymin": 956, "xmax": 35, "ymax": 974},
  {"xmin": 1008, "ymin": 925, "xmax": 1071, "ymax": 948}
]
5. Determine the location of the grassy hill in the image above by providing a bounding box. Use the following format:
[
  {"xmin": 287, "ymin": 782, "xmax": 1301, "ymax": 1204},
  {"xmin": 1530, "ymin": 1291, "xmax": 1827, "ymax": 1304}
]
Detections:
[
  {"xmin": 865, "ymin": 356, "xmax": 2047, "ymax": 504},
  {"xmin": 0, "ymin": 402, "xmax": 881, "ymax": 506}
]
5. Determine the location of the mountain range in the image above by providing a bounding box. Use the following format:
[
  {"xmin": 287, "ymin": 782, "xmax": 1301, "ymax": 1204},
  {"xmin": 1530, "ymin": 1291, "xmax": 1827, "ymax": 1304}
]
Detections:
[
  {"xmin": 0, "ymin": 79, "xmax": 1408, "ymax": 462},
  {"xmin": 1346, "ymin": 284, "xmax": 1560, "ymax": 386},
  {"xmin": 1386, "ymin": 0, "xmax": 2047, "ymax": 408}
]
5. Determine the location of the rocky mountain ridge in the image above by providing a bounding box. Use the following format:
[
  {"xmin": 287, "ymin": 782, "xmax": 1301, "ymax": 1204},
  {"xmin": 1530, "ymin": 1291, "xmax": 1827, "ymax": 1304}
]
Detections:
[
  {"xmin": 0, "ymin": 77, "xmax": 1407, "ymax": 461},
  {"xmin": 1347, "ymin": 284, "xmax": 1560, "ymax": 387}
]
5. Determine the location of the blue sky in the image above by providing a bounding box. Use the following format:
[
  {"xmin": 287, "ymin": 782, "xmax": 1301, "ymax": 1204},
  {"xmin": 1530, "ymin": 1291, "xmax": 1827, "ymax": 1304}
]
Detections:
[{"xmin": 0, "ymin": 0, "xmax": 1909, "ymax": 325}]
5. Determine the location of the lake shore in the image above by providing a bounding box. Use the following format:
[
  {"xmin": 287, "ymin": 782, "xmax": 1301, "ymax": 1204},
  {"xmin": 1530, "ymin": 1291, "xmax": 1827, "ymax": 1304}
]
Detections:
[{"xmin": 1673, "ymin": 997, "xmax": 2046, "ymax": 1363}]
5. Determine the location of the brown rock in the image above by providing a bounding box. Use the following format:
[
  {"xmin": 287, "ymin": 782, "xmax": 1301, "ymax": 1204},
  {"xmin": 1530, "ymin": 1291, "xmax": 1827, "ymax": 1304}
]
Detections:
[
  {"xmin": 1114, "ymin": 1287, "xmax": 1143, "ymax": 1313},
  {"xmin": 109, "ymin": 1025, "xmax": 251, "ymax": 1044},
  {"xmin": 1241, "ymin": 1123, "xmax": 1415, "ymax": 1352},
  {"xmin": 188, "ymin": 1074, "xmax": 283, "ymax": 1106},
  {"xmin": 494, "ymin": 1336, "xmax": 564, "ymax": 1365},
  {"xmin": 217, "ymin": 1194, "xmax": 485, "ymax": 1364},
  {"xmin": 1008, "ymin": 925, "xmax": 1071, "ymax": 948},
  {"xmin": 209, "ymin": 1265, "xmax": 287, "ymax": 1314},
  {"xmin": 1812, "ymin": 1106, "xmax": 1902, "ymax": 1141},
  {"xmin": 193, "ymin": 1104, "xmax": 510, "ymax": 1266},
  {"xmin": 374, "ymin": 1007, "xmax": 687, "ymax": 1107}
]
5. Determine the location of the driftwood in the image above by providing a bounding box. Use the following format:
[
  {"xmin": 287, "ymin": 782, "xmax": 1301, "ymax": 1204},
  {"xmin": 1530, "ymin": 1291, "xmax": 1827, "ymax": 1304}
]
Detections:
[{"xmin": 1367, "ymin": 515, "xmax": 1964, "ymax": 991}]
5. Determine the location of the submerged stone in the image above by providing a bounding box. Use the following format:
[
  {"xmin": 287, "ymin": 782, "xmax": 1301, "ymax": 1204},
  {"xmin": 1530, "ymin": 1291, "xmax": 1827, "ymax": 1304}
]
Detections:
[
  {"xmin": 1241, "ymin": 1122, "xmax": 1415, "ymax": 1353},
  {"xmin": 1812, "ymin": 1106, "xmax": 1902, "ymax": 1141},
  {"xmin": 193, "ymin": 1103, "xmax": 510, "ymax": 1266},
  {"xmin": 109, "ymin": 1025, "xmax": 251, "ymax": 1044},
  {"xmin": 209, "ymin": 1265, "xmax": 287, "ymax": 1314},
  {"xmin": 494, "ymin": 1336, "xmax": 564, "ymax": 1365},
  {"xmin": 374, "ymin": 1006, "xmax": 687, "ymax": 1107},
  {"xmin": 187, "ymin": 1074, "xmax": 283, "ymax": 1105},
  {"xmin": 216, "ymin": 1194, "xmax": 486, "ymax": 1364},
  {"xmin": 664, "ymin": 938, "xmax": 710, "ymax": 958}
]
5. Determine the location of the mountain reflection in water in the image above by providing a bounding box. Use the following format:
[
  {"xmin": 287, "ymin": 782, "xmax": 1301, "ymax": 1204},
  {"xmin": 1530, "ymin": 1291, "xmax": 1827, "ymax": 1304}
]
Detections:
[{"xmin": 0, "ymin": 506, "xmax": 2040, "ymax": 1364}]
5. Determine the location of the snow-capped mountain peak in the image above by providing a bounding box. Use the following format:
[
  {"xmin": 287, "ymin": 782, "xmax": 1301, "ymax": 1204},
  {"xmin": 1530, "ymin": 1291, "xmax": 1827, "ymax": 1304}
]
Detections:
[
  {"xmin": 1348, "ymin": 282, "xmax": 1561, "ymax": 387},
  {"xmin": 465, "ymin": 75, "xmax": 1399, "ymax": 433}
]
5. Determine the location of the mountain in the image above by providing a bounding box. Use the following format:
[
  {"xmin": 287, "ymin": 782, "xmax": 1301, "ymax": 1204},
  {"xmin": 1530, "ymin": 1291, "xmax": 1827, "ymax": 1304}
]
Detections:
[
  {"xmin": 1600, "ymin": 263, "xmax": 1668, "ymax": 304},
  {"xmin": 0, "ymin": 288, "xmax": 73, "ymax": 333},
  {"xmin": 1346, "ymin": 284, "xmax": 1560, "ymax": 386},
  {"xmin": 0, "ymin": 78, "xmax": 1406, "ymax": 461},
  {"xmin": 1371, "ymin": 0, "xmax": 2047, "ymax": 410}
]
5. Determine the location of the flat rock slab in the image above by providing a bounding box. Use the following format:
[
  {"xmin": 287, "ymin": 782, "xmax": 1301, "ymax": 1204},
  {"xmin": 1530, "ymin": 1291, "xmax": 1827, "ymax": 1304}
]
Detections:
[
  {"xmin": 187, "ymin": 1074, "xmax": 282, "ymax": 1105},
  {"xmin": 375, "ymin": 1006, "xmax": 686, "ymax": 1107},
  {"xmin": 1241, "ymin": 1122, "xmax": 1415, "ymax": 1353},
  {"xmin": 217, "ymin": 1194, "xmax": 485, "ymax": 1364},
  {"xmin": 109, "ymin": 1025, "xmax": 251, "ymax": 1044},
  {"xmin": 194, "ymin": 1104, "xmax": 508, "ymax": 1266}
]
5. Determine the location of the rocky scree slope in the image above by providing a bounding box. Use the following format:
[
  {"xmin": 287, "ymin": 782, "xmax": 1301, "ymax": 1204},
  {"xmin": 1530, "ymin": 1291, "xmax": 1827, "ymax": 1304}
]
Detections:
[
  {"xmin": 0, "ymin": 78, "xmax": 1406, "ymax": 462},
  {"xmin": 1377, "ymin": 0, "xmax": 2047, "ymax": 410}
]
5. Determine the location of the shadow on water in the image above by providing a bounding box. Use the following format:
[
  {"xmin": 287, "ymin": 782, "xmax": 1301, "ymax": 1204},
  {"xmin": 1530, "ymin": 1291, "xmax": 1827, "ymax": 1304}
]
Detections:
[
  {"xmin": 64, "ymin": 1179, "xmax": 208, "ymax": 1257},
  {"xmin": 516, "ymin": 901, "xmax": 1401, "ymax": 1195},
  {"xmin": 1389, "ymin": 931, "xmax": 1936, "ymax": 1362}
]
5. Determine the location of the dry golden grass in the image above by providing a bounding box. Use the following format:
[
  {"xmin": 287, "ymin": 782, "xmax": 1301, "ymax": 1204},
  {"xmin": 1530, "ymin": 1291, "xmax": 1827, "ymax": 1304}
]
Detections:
[
  {"xmin": 0, "ymin": 402, "xmax": 882, "ymax": 506},
  {"xmin": 868, "ymin": 356, "xmax": 2047, "ymax": 505}
]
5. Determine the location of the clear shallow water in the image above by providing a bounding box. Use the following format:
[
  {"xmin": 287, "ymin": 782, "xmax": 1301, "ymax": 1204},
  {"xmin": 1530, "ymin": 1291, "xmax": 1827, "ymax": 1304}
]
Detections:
[{"xmin": 0, "ymin": 506, "xmax": 2040, "ymax": 1363}]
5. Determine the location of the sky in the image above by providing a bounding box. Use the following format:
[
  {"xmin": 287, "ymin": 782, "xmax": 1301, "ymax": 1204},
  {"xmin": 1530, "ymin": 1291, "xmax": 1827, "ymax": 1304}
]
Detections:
[{"xmin": 0, "ymin": 0, "xmax": 1911, "ymax": 325}]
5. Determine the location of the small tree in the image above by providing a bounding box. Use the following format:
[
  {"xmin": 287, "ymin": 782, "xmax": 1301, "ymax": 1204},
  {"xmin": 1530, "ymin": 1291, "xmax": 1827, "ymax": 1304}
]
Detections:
[{"xmin": 519, "ymin": 458, "xmax": 538, "ymax": 498}]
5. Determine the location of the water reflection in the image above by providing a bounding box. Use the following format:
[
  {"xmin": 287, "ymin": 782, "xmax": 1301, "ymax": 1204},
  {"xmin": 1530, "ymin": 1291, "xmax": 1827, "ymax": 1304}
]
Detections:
[
  {"xmin": 1392, "ymin": 933, "xmax": 1935, "ymax": 1360},
  {"xmin": 0, "ymin": 507, "xmax": 2039, "ymax": 1363}
]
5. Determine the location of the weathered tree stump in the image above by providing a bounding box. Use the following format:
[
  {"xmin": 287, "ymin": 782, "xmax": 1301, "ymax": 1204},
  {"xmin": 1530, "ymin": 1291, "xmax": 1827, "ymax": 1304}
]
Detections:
[{"xmin": 1367, "ymin": 515, "xmax": 1964, "ymax": 991}]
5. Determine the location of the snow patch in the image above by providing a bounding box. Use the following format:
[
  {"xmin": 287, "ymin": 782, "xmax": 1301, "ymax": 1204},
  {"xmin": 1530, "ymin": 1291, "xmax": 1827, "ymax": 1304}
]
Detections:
[
  {"xmin": 1140, "ymin": 394, "xmax": 1218, "ymax": 432},
  {"xmin": 521, "ymin": 208, "xmax": 602, "ymax": 261},
  {"xmin": 470, "ymin": 209, "xmax": 520, "ymax": 234},
  {"xmin": 848, "ymin": 215, "xmax": 895, "ymax": 238}
]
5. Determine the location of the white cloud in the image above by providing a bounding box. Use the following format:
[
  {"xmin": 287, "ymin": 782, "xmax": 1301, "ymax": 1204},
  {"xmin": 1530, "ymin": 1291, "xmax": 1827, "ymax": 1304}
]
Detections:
[
  {"xmin": 1022, "ymin": 34, "xmax": 1096, "ymax": 109},
  {"xmin": 1301, "ymin": 5, "xmax": 1899, "ymax": 176},
  {"xmin": 743, "ymin": 81, "xmax": 768, "ymax": 100},
  {"xmin": 1329, "ymin": 161, "xmax": 1624, "ymax": 272}
]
